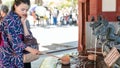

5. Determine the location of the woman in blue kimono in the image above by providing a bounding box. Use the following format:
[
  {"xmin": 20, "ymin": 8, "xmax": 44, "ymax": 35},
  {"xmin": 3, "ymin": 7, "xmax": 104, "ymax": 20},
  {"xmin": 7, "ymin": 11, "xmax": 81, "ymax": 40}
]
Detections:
[{"xmin": 0, "ymin": 0, "xmax": 40, "ymax": 68}]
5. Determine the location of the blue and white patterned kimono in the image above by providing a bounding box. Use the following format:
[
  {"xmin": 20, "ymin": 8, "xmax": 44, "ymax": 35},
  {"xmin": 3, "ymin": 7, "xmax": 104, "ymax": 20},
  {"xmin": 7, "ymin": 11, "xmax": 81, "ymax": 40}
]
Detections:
[
  {"xmin": 0, "ymin": 11, "xmax": 27, "ymax": 68},
  {"xmin": 0, "ymin": 25, "xmax": 2, "ymax": 45}
]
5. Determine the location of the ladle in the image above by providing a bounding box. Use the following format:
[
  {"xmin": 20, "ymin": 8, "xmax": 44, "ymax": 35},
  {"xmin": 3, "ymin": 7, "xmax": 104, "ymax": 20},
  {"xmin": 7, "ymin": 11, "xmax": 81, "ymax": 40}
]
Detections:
[
  {"xmin": 40, "ymin": 52, "xmax": 61, "ymax": 59},
  {"xmin": 40, "ymin": 52, "xmax": 70, "ymax": 64},
  {"xmin": 79, "ymin": 54, "xmax": 97, "ymax": 61},
  {"xmin": 87, "ymin": 51, "xmax": 103, "ymax": 54}
]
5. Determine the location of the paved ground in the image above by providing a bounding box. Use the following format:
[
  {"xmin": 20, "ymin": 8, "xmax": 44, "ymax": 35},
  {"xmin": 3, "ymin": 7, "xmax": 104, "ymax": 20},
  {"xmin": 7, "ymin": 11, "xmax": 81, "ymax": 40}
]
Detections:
[
  {"xmin": 29, "ymin": 25, "xmax": 78, "ymax": 68},
  {"xmin": 30, "ymin": 25, "xmax": 78, "ymax": 52},
  {"xmin": 32, "ymin": 49, "xmax": 78, "ymax": 68}
]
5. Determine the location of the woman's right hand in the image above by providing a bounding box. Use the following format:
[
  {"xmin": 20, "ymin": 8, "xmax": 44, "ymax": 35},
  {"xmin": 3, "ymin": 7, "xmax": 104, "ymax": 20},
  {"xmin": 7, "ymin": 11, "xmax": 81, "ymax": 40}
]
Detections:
[
  {"xmin": 31, "ymin": 48, "xmax": 40, "ymax": 55},
  {"xmin": 25, "ymin": 46, "xmax": 40, "ymax": 55}
]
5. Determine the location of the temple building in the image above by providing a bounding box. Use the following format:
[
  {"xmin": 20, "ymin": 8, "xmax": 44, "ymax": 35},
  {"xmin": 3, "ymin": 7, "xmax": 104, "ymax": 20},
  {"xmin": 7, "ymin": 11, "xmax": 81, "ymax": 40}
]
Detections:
[{"xmin": 78, "ymin": 0, "xmax": 120, "ymax": 52}]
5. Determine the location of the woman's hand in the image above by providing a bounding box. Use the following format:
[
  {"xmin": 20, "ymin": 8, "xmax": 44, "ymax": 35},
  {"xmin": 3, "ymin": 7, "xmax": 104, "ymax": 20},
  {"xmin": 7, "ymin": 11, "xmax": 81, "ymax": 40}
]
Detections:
[
  {"xmin": 30, "ymin": 48, "xmax": 40, "ymax": 55},
  {"xmin": 25, "ymin": 47, "xmax": 40, "ymax": 55},
  {"xmin": 21, "ymin": 14, "xmax": 27, "ymax": 25},
  {"xmin": 88, "ymin": 54, "xmax": 97, "ymax": 61},
  {"xmin": 21, "ymin": 14, "xmax": 30, "ymax": 36}
]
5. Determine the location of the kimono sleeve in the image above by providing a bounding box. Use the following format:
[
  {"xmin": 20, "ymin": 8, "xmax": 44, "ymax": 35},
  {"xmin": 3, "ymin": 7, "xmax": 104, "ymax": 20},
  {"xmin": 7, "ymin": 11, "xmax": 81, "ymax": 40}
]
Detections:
[
  {"xmin": 0, "ymin": 25, "xmax": 1, "ymax": 32},
  {"xmin": 3, "ymin": 20, "xmax": 27, "ymax": 54}
]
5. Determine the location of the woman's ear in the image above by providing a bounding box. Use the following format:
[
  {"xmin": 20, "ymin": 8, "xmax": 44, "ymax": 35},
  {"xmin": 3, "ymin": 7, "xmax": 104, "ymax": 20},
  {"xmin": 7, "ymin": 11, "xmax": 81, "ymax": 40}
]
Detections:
[{"xmin": 14, "ymin": 4, "xmax": 17, "ymax": 9}]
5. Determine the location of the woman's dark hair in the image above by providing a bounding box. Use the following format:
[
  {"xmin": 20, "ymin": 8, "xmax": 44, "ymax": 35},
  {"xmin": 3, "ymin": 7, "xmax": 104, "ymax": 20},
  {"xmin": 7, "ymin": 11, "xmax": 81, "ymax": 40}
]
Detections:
[
  {"xmin": 11, "ymin": 0, "xmax": 30, "ymax": 11},
  {"xmin": 0, "ymin": 5, "xmax": 9, "ymax": 14}
]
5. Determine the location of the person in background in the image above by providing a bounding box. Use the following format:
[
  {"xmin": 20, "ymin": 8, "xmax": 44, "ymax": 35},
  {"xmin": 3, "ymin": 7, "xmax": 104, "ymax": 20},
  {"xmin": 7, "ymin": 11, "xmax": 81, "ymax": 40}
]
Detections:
[
  {"xmin": 0, "ymin": 5, "xmax": 9, "ymax": 22},
  {"xmin": 31, "ymin": 10, "xmax": 37, "ymax": 26},
  {"xmin": 0, "ymin": 0, "xmax": 40, "ymax": 68},
  {"xmin": 0, "ymin": 5, "xmax": 9, "ymax": 46}
]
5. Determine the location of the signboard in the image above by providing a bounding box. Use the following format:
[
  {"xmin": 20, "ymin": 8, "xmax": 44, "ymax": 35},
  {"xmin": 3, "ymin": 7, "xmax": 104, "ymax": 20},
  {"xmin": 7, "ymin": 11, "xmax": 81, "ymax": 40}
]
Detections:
[{"xmin": 102, "ymin": 0, "xmax": 116, "ymax": 12}]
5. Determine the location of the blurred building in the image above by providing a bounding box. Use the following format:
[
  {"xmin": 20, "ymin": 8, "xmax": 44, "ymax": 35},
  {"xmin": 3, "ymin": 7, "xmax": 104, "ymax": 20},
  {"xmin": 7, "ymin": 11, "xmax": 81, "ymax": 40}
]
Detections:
[{"xmin": 78, "ymin": 0, "xmax": 120, "ymax": 52}]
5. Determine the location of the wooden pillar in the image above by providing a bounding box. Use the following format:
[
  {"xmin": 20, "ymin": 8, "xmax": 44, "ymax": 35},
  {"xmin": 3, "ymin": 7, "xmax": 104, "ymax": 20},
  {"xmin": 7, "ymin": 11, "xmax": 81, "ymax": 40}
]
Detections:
[
  {"xmin": 88, "ymin": 0, "xmax": 98, "ymax": 21},
  {"xmin": 78, "ymin": 0, "xmax": 86, "ymax": 53},
  {"xmin": 116, "ymin": 0, "xmax": 120, "ymax": 16}
]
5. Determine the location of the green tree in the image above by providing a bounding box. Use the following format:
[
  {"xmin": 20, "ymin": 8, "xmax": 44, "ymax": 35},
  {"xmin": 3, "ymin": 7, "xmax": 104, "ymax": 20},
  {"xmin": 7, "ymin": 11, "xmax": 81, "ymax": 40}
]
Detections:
[
  {"xmin": 57, "ymin": 0, "xmax": 78, "ymax": 10},
  {"xmin": 0, "ymin": 0, "xmax": 2, "ymax": 4},
  {"xmin": 35, "ymin": 0, "xmax": 43, "ymax": 6}
]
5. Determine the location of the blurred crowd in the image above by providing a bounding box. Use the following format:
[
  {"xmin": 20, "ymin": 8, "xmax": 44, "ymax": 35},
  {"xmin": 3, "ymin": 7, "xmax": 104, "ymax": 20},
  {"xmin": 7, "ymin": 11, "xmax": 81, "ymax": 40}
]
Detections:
[{"xmin": 28, "ymin": 5, "xmax": 78, "ymax": 26}]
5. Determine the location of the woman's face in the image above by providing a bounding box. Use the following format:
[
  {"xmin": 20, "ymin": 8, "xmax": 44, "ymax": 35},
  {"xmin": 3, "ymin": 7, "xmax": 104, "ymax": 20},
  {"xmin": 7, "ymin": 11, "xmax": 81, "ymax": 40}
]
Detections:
[
  {"xmin": 0, "ymin": 11, "xmax": 6, "ymax": 18},
  {"xmin": 14, "ymin": 3, "xmax": 29, "ymax": 18}
]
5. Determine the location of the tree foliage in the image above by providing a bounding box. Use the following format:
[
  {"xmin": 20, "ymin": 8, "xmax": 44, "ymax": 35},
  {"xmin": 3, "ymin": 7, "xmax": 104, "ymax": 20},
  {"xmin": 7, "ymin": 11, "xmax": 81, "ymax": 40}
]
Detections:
[
  {"xmin": 57, "ymin": 0, "xmax": 78, "ymax": 10},
  {"xmin": 35, "ymin": 0, "xmax": 43, "ymax": 6},
  {"xmin": 0, "ymin": 0, "xmax": 2, "ymax": 4}
]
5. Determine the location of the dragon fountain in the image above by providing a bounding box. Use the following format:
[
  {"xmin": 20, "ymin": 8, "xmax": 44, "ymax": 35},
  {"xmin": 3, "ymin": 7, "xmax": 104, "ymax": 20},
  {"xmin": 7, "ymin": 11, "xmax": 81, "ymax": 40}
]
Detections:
[{"xmin": 89, "ymin": 16, "xmax": 120, "ymax": 68}]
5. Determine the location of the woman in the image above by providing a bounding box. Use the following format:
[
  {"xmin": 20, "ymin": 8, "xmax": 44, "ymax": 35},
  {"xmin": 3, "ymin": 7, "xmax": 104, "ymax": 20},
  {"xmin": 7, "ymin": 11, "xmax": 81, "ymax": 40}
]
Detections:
[
  {"xmin": 0, "ymin": 5, "xmax": 9, "ymax": 22},
  {"xmin": 0, "ymin": 5, "xmax": 9, "ymax": 45},
  {"xmin": 0, "ymin": 0, "xmax": 40, "ymax": 68}
]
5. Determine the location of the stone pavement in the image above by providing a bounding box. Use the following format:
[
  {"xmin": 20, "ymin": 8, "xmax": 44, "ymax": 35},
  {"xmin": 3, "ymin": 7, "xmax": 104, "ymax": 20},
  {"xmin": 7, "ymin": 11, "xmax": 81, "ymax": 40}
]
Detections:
[
  {"xmin": 29, "ymin": 25, "xmax": 78, "ymax": 68},
  {"xmin": 32, "ymin": 49, "xmax": 78, "ymax": 68},
  {"xmin": 30, "ymin": 25, "xmax": 78, "ymax": 52}
]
